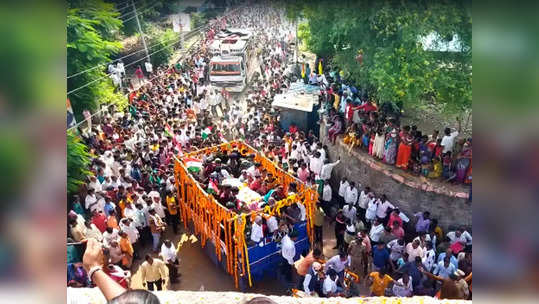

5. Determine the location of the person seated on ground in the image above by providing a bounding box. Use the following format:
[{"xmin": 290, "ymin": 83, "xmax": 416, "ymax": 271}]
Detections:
[{"xmin": 323, "ymin": 269, "xmax": 344, "ymax": 297}]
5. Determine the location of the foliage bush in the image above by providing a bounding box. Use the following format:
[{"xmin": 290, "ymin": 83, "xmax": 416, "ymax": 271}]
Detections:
[{"xmin": 285, "ymin": 0, "xmax": 472, "ymax": 115}]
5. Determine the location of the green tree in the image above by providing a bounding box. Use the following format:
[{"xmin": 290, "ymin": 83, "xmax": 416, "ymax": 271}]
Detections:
[
  {"xmin": 146, "ymin": 26, "xmax": 179, "ymax": 67},
  {"xmin": 284, "ymin": 0, "xmax": 472, "ymax": 115},
  {"xmin": 67, "ymin": 0, "xmax": 125, "ymax": 121},
  {"xmin": 67, "ymin": 131, "xmax": 93, "ymax": 194}
]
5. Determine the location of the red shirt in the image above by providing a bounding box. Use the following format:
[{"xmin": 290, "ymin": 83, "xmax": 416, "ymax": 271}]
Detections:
[
  {"xmin": 387, "ymin": 213, "xmax": 403, "ymax": 229},
  {"xmin": 249, "ymin": 179, "xmax": 261, "ymax": 191},
  {"xmin": 391, "ymin": 226, "xmax": 405, "ymax": 239},
  {"xmin": 289, "ymin": 125, "xmax": 298, "ymax": 134},
  {"xmin": 92, "ymin": 213, "xmax": 107, "ymax": 233},
  {"xmin": 357, "ymin": 102, "xmax": 377, "ymax": 113}
]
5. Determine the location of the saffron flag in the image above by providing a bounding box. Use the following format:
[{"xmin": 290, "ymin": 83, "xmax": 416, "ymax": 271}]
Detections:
[
  {"xmin": 184, "ymin": 157, "xmax": 203, "ymax": 173},
  {"xmin": 301, "ymin": 63, "xmax": 305, "ymax": 78},
  {"xmin": 318, "ymin": 59, "xmax": 323, "ymax": 75}
]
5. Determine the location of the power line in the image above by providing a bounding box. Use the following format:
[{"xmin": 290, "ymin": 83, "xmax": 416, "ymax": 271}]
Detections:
[
  {"xmin": 67, "ymin": 17, "xmax": 214, "ymax": 79},
  {"xmin": 67, "ymin": 24, "xmax": 207, "ymax": 95},
  {"xmin": 120, "ymin": 0, "xmax": 159, "ymax": 23},
  {"xmin": 67, "ymin": 7, "xmax": 237, "ymax": 94},
  {"xmin": 67, "ymin": 16, "xmax": 209, "ymax": 79},
  {"xmin": 67, "ymin": 7, "xmax": 240, "ymax": 131},
  {"xmin": 114, "ymin": 1, "xmax": 134, "ymax": 11},
  {"xmin": 67, "ymin": 27, "xmax": 207, "ymax": 132}
]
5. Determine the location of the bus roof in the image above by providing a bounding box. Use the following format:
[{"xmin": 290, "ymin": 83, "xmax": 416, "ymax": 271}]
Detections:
[{"xmin": 210, "ymin": 56, "xmax": 243, "ymax": 63}]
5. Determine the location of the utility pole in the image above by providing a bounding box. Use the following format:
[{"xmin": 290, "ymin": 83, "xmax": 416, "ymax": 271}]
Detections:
[{"xmin": 132, "ymin": 0, "xmax": 150, "ymax": 63}]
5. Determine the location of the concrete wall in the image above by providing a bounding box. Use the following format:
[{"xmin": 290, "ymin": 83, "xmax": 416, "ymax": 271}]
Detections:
[{"xmin": 320, "ymin": 122, "xmax": 471, "ymax": 231}]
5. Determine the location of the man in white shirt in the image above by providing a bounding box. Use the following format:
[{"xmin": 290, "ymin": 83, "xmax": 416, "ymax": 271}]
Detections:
[
  {"xmin": 441, "ymin": 127, "xmax": 459, "ymax": 153},
  {"xmin": 338, "ymin": 178, "xmax": 349, "ymax": 208},
  {"xmin": 324, "ymin": 252, "xmax": 351, "ymax": 278},
  {"xmin": 321, "ymin": 181, "xmax": 333, "ymax": 213},
  {"xmin": 422, "ymin": 241, "xmax": 436, "ymax": 272},
  {"xmin": 88, "ymin": 176, "xmax": 102, "ymax": 192},
  {"xmin": 85, "ymin": 188, "xmax": 98, "ymax": 213},
  {"xmin": 102, "ymin": 227, "xmax": 119, "ymax": 248},
  {"xmin": 319, "ymin": 157, "xmax": 340, "ymax": 181},
  {"xmin": 447, "ymin": 228, "xmax": 472, "ymax": 247},
  {"xmin": 281, "ymin": 230, "xmax": 298, "ymax": 283},
  {"xmin": 160, "ymin": 239, "xmax": 180, "ymax": 283},
  {"xmin": 342, "ymin": 203, "xmax": 357, "ymax": 223},
  {"xmin": 303, "ymin": 262, "xmax": 323, "ymax": 295},
  {"xmin": 344, "ymin": 182, "xmax": 358, "ymax": 207},
  {"xmin": 392, "ymin": 274, "xmax": 413, "ymax": 297},
  {"xmin": 357, "ymin": 186, "xmax": 371, "ymax": 220},
  {"xmin": 266, "ymin": 215, "xmax": 279, "ymax": 234},
  {"xmin": 250, "ymin": 216, "xmax": 264, "ymax": 245},
  {"xmin": 119, "ymin": 218, "xmax": 139, "ymax": 255},
  {"xmin": 387, "ymin": 238, "xmax": 405, "ymax": 263},
  {"xmin": 369, "ymin": 219, "xmax": 385, "ymax": 243},
  {"xmin": 308, "ymin": 151, "xmax": 323, "ymax": 178},
  {"xmin": 376, "ymin": 195, "xmax": 395, "ymax": 221},
  {"xmin": 405, "ymin": 239, "xmax": 424, "ymax": 262}
]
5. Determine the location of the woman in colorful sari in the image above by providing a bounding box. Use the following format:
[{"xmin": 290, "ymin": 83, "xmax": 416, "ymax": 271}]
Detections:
[
  {"xmin": 396, "ymin": 126, "xmax": 413, "ymax": 169},
  {"xmin": 383, "ymin": 129, "xmax": 398, "ymax": 165},
  {"xmin": 455, "ymin": 139, "xmax": 472, "ymax": 183}
]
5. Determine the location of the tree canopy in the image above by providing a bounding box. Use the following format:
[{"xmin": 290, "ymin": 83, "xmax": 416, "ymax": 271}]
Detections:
[
  {"xmin": 67, "ymin": 0, "xmax": 125, "ymax": 121},
  {"xmin": 285, "ymin": 0, "xmax": 472, "ymax": 114},
  {"xmin": 67, "ymin": 131, "xmax": 93, "ymax": 195}
]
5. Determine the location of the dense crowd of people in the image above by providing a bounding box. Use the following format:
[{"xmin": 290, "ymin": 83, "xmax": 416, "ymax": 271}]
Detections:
[
  {"xmin": 67, "ymin": 4, "xmax": 471, "ymax": 301},
  {"xmin": 318, "ymin": 75, "xmax": 472, "ymax": 184}
]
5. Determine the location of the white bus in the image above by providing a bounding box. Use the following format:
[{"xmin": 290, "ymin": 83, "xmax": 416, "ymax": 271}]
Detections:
[
  {"xmin": 209, "ymin": 29, "xmax": 255, "ymax": 92},
  {"xmin": 209, "ymin": 55, "xmax": 247, "ymax": 92}
]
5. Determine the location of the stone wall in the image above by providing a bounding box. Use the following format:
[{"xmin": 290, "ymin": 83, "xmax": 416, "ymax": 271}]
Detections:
[{"xmin": 320, "ymin": 121, "xmax": 471, "ymax": 231}]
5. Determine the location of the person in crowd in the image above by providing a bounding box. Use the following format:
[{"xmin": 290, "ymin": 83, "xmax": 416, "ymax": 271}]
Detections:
[
  {"xmin": 338, "ymin": 178, "xmax": 349, "ymax": 208},
  {"xmin": 366, "ymin": 267, "xmax": 393, "ymax": 296},
  {"xmin": 302, "ymin": 262, "xmax": 324, "ymax": 296},
  {"xmin": 118, "ymin": 231, "xmax": 134, "ymax": 269},
  {"xmin": 433, "ymin": 256, "xmax": 457, "ymax": 279},
  {"xmin": 160, "ymin": 239, "xmax": 180, "ymax": 284},
  {"xmin": 392, "ymin": 273, "xmax": 413, "ymax": 297},
  {"xmin": 323, "ymin": 269, "xmax": 343, "ymax": 297},
  {"xmin": 324, "ymin": 251, "xmax": 350, "ymax": 281},
  {"xmin": 295, "ymin": 248, "xmax": 322, "ymax": 289},
  {"xmin": 313, "ymin": 201, "xmax": 326, "ymax": 246},
  {"xmin": 332, "ymin": 210, "xmax": 346, "ymax": 250},
  {"xmin": 372, "ymin": 241, "xmax": 390, "ymax": 272},
  {"xmin": 148, "ymin": 208, "xmax": 165, "ymax": 253},
  {"xmin": 140, "ymin": 254, "xmax": 168, "ymax": 291},
  {"xmin": 281, "ymin": 230, "xmax": 298, "ymax": 284},
  {"xmin": 348, "ymin": 235, "xmax": 368, "ymax": 278}
]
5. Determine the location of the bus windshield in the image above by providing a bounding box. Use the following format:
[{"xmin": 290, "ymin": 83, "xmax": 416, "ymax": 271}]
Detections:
[{"xmin": 210, "ymin": 62, "xmax": 242, "ymax": 75}]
